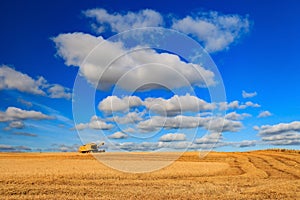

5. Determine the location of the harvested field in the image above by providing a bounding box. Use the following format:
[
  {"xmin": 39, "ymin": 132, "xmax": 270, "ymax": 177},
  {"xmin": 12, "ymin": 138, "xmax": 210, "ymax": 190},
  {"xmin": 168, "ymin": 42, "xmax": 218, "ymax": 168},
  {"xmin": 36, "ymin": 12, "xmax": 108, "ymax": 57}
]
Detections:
[{"xmin": 0, "ymin": 150, "xmax": 299, "ymax": 199}]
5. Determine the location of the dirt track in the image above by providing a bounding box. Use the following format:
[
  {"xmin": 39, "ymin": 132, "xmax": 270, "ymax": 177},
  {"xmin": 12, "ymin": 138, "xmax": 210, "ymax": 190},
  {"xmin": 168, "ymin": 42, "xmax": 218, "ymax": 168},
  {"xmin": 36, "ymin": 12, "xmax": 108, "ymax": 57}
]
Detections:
[{"xmin": 0, "ymin": 150, "xmax": 299, "ymax": 199}]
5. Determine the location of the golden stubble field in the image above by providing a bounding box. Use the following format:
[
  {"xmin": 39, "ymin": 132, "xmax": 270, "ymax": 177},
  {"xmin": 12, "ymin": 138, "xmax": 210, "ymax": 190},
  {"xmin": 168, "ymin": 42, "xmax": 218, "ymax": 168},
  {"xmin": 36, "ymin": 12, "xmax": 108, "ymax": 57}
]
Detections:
[{"xmin": 0, "ymin": 150, "xmax": 299, "ymax": 200}]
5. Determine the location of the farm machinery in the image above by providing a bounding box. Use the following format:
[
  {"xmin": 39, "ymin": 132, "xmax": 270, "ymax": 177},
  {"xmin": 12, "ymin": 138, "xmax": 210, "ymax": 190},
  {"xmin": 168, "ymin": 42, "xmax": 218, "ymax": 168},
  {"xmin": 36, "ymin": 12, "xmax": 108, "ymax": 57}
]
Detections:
[{"xmin": 78, "ymin": 142, "xmax": 105, "ymax": 153}]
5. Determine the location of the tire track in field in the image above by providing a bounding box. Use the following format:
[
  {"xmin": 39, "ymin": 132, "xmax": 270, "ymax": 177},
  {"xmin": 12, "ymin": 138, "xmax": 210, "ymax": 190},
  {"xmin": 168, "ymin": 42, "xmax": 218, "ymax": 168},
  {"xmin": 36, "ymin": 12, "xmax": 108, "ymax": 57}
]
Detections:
[
  {"xmin": 200, "ymin": 154, "xmax": 245, "ymax": 177},
  {"xmin": 262, "ymin": 153, "xmax": 300, "ymax": 171},
  {"xmin": 252, "ymin": 154, "xmax": 300, "ymax": 179},
  {"xmin": 259, "ymin": 152, "xmax": 300, "ymax": 166},
  {"xmin": 246, "ymin": 154, "xmax": 271, "ymax": 178},
  {"xmin": 231, "ymin": 154, "xmax": 246, "ymax": 176},
  {"xmin": 255, "ymin": 154, "xmax": 300, "ymax": 179},
  {"xmin": 247, "ymin": 154, "xmax": 280, "ymax": 178},
  {"xmin": 235, "ymin": 154, "xmax": 269, "ymax": 178}
]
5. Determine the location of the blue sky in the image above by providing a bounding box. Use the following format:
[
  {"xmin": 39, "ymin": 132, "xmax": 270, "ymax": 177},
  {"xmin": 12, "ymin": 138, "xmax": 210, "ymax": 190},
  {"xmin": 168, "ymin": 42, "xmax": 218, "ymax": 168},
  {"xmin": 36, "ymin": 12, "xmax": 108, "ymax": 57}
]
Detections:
[{"xmin": 0, "ymin": 0, "xmax": 299, "ymax": 152}]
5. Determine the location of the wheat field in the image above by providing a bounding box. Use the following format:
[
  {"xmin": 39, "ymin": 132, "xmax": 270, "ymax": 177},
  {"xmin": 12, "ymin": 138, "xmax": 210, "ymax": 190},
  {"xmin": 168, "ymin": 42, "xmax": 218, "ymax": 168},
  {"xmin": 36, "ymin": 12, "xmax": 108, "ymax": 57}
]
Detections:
[{"xmin": 0, "ymin": 150, "xmax": 299, "ymax": 199}]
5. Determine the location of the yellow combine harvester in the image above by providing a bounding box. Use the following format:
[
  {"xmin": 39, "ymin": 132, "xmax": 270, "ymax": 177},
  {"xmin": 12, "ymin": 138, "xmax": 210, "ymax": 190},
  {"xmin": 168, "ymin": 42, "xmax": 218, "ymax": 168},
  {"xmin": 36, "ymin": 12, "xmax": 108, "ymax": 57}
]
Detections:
[{"xmin": 78, "ymin": 142, "xmax": 105, "ymax": 153}]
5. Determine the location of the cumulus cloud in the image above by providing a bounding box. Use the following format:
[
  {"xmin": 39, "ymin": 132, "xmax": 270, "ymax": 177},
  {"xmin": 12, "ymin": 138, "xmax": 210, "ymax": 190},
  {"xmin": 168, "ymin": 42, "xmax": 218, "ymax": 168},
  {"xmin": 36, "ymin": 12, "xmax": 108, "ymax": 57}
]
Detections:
[
  {"xmin": 208, "ymin": 117, "xmax": 243, "ymax": 133},
  {"xmin": 159, "ymin": 133, "xmax": 186, "ymax": 142},
  {"xmin": 172, "ymin": 11, "xmax": 250, "ymax": 52},
  {"xmin": 257, "ymin": 121, "xmax": 300, "ymax": 146},
  {"xmin": 109, "ymin": 140, "xmax": 225, "ymax": 151},
  {"xmin": 194, "ymin": 132, "xmax": 221, "ymax": 144},
  {"xmin": 0, "ymin": 65, "xmax": 45, "ymax": 95},
  {"xmin": 195, "ymin": 136, "xmax": 256, "ymax": 149},
  {"xmin": 232, "ymin": 140, "xmax": 257, "ymax": 148},
  {"xmin": 253, "ymin": 125, "xmax": 260, "ymax": 131},
  {"xmin": 84, "ymin": 8, "xmax": 164, "ymax": 33},
  {"xmin": 257, "ymin": 111, "xmax": 272, "ymax": 118},
  {"xmin": 73, "ymin": 123, "xmax": 87, "ymax": 130},
  {"xmin": 110, "ymin": 142, "xmax": 159, "ymax": 152},
  {"xmin": 219, "ymin": 100, "xmax": 260, "ymax": 111},
  {"xmin": 105, "ymin": 136, "xmax": 258, "ymax": 151},
  {"xmin": 240, "ymin": 101, "xmax": 260, "ymax": 109},
  {"xmin": 47, "ymin": 84, "xmax": 71, "ymax": 100},
  {"xmin": 74, "ymin": 115, "xmax": 113, "ymax": 130},
  {"xmin": 99, "ymin": 94, "xmax": 215, "ymax": 116},
  {"xmin": 0, "ymin": 107, "xmax": 52, "ymax": 122},
  {"xmin": 258, "ymin": 121, "xmax": 300, "ymax": 136},
  {"xmin": 49, "ymin": 144, "xmax": 79, "ymax": 152},
  {"xmin": 0, "ymin": 144, "xmax": 31, "ymax": 152},
  {"xmin": 53, "ymin": 32, "xmax": 216, "ymax": 91},
  {"xmin": 52, "ymin": 32, "xmax": 101, "ymax": 67},
  {"xmin": 107, "ymin": 112, "xmax": 143, "ymax": 124},
  {"xmin": 261, "ymin": 132, "xmax": 300, "ymax": 146},
  {"xmin": 83, "ymin": 8, "xmax": 250, "ymax": 53},
  {"xmin": 242, "ymin": 90, "xmax": 257, "ymax": 98},
  {"xmin": 137, "ymin": 115, "xmax": 205, "ymax": 132},
  {"xmin": 4, "ymin": 121, "xmax": 25, "ymax": 130},
  {"xmin": 108, "ymin": 131, "xmax": 129, "ymax": 139},
  {"xmin": 12, "ymin": 132, "xmax": 37, "ymax": 137},
  {"xmin": 98, "ymin": 96, "xmax": 143, "ymax": 113},
  {"xmin": 0, "ymin": 65, "xmax": 71, "ymax": 99},
  {"xmin": 123, "ymin": 127, "xmax": 136, "ymax": 133},
  {"xmin": 144, "ymin": 94, "xmax": 215, "ymax": 116},
  {"xmin": 225, "ymin": 112, "xmax": 251, "ymax": 120},
  {"xmin": 137, "ymin": 115, "xmax": 242, "ymax": 133},
  {"xmin": 17, "ymin": 98, "xmax": 33, "ymax": 107}
]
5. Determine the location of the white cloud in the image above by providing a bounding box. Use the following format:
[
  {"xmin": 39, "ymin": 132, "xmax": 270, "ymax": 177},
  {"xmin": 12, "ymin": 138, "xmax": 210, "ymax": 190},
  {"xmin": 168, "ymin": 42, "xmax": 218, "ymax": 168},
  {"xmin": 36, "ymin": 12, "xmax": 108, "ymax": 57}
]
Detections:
[
  {"xmin": 137, "ymin": 115, "xmax": 206, "ymax": 132},
  {"xmin": 108, "ymin": 131, "xmax": 129, "ymax": 139},
  {"xmin": 0, "ymin": 107, "xmax": 52, "ymax": 122},
  {"xmin": 158, "ymin": 141, "xmax": 192, "ymax": 150},
  {"xmin": 74, "ymin": 115, "xmax": 114, "ymax": 130},
  {"xmin": 144, "ymin": 94, "xmax": 215, "ymax": 116},
  {"xmin": 242, "ymin": 90, "xmax": 257, "ymax": 98},
  {"xmin": 261, "ymin": 132, "xmax": 300, "ymax": 146},
  {"xmin": 0, "ymin": 144, "xmax": 31, "ymax": 151},
  {"xmin": 219, "ymin": 100, "xmax": 260, "ymax": 110},
  {"xmin": 49, "ymin": 144, "xmax": 79, "ymax": 152},
  {"xmin": 159, "ymin": 133, "xmax": 186, "ymax": 142},
  {"xmin": 53, "ymin": 32, "xmax": 216, "ymax": 91},
  {"xmin": 219, "ymin": 100, "xmax": 239, "ymax": 110},
  {"xmin": 47, "ymin": 84, "xmax": 71, "ymax": 100},
  {"xmin": 99, "ymin": 94, "xmax": 215, "ymax": 116},
  {"xmin": 257, "ymin": 121, "xmax": 300, "ymax": 146},
  {"xmin": 109, "ymin": 140, "xmax": 226, "ymax": 151},
  {"xmin": 137, "ymin": 115, "xmax": 242, "ymax": 133},
  {"xmin": 107, "ymin": 111, "xmax": 143, "ymax": 124},
  {"xmin": 0, "ymin": 65, "xmax": 71, "ymax": 99},
  {"xmin": 207, "ymin": 117, "xmax": 243, "ymax": 133},
  {"xmin": 194, "ymin": 132, "xmax": 221, "ymax": 144},
  {"xmin": 0, "ymin": 65, "xmax": 45, "ymax": 95},
  {"xmin": 5, "ymin": 121, "xmax": 25, "ymax": 130},
  {"xmin": 106, "ymin": 137, "xmax": 258, "ymax": 151},
  {"xmin": 225, "ymin": 112, "xmax": 251, "ymax": 120},
  {"xmin": 84, "ymin": 8, "xmax": 164, "ymax": 33},
  {"xmin": 12, "ymin": 132, "xmax": 37, "ymax": 137},
  {"xmin": 110, "ymin": 142, "xmax": 159, "ymax": 151},
  {"xmin": 17, "ymin": 98, "xmax": 33, "ymax": 107},
  {"xmin": 74, "ymin": 123, "xmax": 87, "ymax": 131},
  {"xmin": 52, "ymin": 32, "xmax": 102, "ymax": 67},
  {"xmin": 240, "ymin": 101, "xmax": 260, "ymax": 109},
  {"xmin": 232, "ymin": 140, "xmax": 257, "ymax": 148},
  {"xmin": 257, "ymin": 111, "xmax": 272, "ymax": 118},
  {"xmin": 258, "ymin": 121, "xmax": 300, "ymax": 136},
  {"xmin": 98, "ymin": 96, "xmax": 143, "ymax": 113},
  {"xmin": 253, "ymin": 125, "xmax": 260, "ymax": 131},
  {"xmin": 123, "ymin": 127, "xmax": 136, "ymax": 133},
  {"xmin": 83, "ymin": 8, "xmax": 250, "ymax": 53},
  {"xmin": 172, "ymin": 12, "xmax": 250, "ymax": 52}
]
